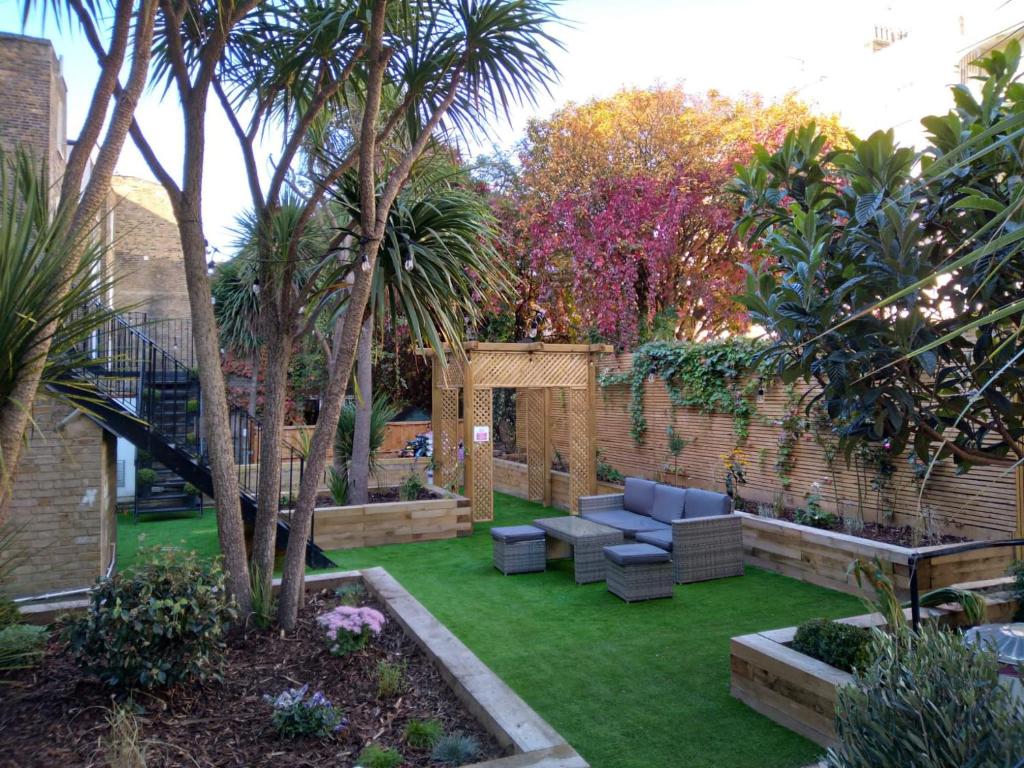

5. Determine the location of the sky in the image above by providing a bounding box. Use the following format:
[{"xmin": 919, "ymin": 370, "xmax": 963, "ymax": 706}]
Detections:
[{"xmin": 1, "ymin": 0, "xmax": 1013, "ymax": 251}]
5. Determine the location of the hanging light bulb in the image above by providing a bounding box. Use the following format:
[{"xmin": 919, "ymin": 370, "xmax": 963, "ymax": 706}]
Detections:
[
  {"xmin": 344, "ymin": 270, "xmax": 356, "ymax": 286},
  {"xmin": 361, "ymin": 253, "xmax": 371, "ymax": 273},
  {"xmin": 404, "ymin": 254, "xmax": 415, "ymax": 272},
  {"xmin": 252, "ymin": 278, "xmax": 261, "ymax": 296}
]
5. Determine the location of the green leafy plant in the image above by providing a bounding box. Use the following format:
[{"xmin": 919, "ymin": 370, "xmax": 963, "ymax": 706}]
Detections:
[
  {"xmin": 598, "ymin": 339, "xmax": 768, "ymax": 444},
  {"xmin": 431, "ymin": 732, "xmax": 481, "ymax": 766},
  {"xmin": 334, "ymin": 396, "xmax": 399, "ymax": 483},
  {"xmin": 398, "ymin": 472, "xmax": 424, "ymax": 502},
  {"xmin": 664, "ymin": 425, "xmax": 689, "ymax": 478},
  {"xmin": 327, "ymin": 467, "xmax": 349, "ymax": 506},
  {"xmin": 376, "ymin": 659, "xmax": 406, "ymax": 698},
  {"xmin": 249, "ymin": 563, "xmax": 273, "ymax": 631},
  {"xmin": 185, "ymin": 398, "xmax": 200, "ymax": 414},
  {"xmin": 135, "ymin": 468, "xmax": 157, "ymax": 487},
  {"xmin": 404, "ymin": 718, "xmax": 443, "ymax": 750},
  {"xmin": 791, "ymin": 618, "xmax": 872, "ymax": 673},
  {"xmin": 595, "ymin": 450, "xmax": 623, "ymax": 484},
  {"xmin": 265, "ymin": 685, "xmax": 346, "ymax": 740},
  {"xmin": 63, "ymin": 548, "xmax": 238, "ymax": 689},
  {"xmin": 825, "ymin": 625, "xmax": 1024, "ymax": 767},
  {"xmin": 356, "ymin": 744, "xmax": 403, "ymax": 768},
  {"xmin": 0, "ymin": 524, "xmax": 22, "ymax": 629},
  {"xmin": 334, "ymin": 582, "xmax": 366, "ymax": 607},
  {"xmin": 849, "ymin": 558, "xmax": 987, "ymax": 629},
  {"xmin": 793, "ymin": 483, "xmax": 836, "ymax": 529},
  {"xmin": 772, "ymin": 385, "xmax": 805, "ymax": 489},
  {"xmin": 182, "ymin": 482, "xmax": 201, "ymax": 499},
  {"xmin": 0, "ymin": 623, "xmax": 47, "ymax": 672}
]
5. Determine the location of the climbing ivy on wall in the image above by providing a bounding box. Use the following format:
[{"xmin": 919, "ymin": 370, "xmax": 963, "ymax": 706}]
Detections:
[{"xmin": 597, "ymin": 339, "xmax": 770, "ymax": 444}]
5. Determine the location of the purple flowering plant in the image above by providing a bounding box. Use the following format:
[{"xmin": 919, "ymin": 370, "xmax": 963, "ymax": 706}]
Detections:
[
  {"xmin": 263, "ymin": 683, "xmax": 347, "ymax": 739},
  {"xmin": 317, "ymin": 605, "xmax": 386, "ymax": 657}
]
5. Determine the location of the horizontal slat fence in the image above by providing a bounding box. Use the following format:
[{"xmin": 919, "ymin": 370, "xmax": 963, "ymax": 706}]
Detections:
[{"xmin": 544, "ymin": 353, "xmax": 1019, "ymax": 542}]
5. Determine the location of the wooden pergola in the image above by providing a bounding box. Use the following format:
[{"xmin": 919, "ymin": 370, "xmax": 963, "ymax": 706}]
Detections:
[{"xmin": 421, "ymin": 342, "xmax": 613, "ymax": 521}]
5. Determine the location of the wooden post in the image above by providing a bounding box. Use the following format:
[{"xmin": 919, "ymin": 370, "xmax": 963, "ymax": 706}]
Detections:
[
  {"xmin": 463, "ymin": 356, "xmax": 474, "ymax": 511},
  {"xmin": 588, "ymin": 360, "xmax": 598, "ymax": 495},
  {"xmin": 543, "ymin": 388, "xmax": 553, "ymax": 507}
]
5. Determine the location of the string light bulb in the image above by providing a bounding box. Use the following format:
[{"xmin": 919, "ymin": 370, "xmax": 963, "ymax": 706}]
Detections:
[
  {"xmin": 360, "ymin": 254, "xmax": 371, "ymax": 273},
  {"xmin": 252, "ymin": 278, "xmax": 260, "ymax": 296}
]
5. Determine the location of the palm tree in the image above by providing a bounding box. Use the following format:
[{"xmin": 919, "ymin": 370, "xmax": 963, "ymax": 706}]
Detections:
[
  {"xmin": 328, "ymin": 169, "xmax": 512, "ymax": 502},
  {"xmin": 211, "ymin": 257, "xmax": 261, "ymax": 417},
  {"xmin": 0, "ymin": 149, "xmax": 119, "ymax": 521}
]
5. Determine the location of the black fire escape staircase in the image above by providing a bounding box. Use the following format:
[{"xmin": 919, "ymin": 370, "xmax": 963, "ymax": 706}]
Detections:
[{"xmin": 51, "ymin": 304, "xmax": 333, "ymax": 568}]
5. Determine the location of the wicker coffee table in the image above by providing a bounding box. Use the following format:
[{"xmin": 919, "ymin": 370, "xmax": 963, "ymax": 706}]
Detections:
[{"xmin": 533, "ymin": 516, "xmax": 624, "ymax": 584}]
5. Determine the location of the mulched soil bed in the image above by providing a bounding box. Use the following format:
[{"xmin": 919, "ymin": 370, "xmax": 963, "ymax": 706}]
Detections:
[
  {"xmin": 736, "ymin": 499, "xmax": 967, "ymax": 547},
  {"xmin": 314, "ymin": 487, "xmax": 440, "ymax": 507},
  {"xmin": 0, "ymin": 590, "xmax": 502, "ymax": 768}
]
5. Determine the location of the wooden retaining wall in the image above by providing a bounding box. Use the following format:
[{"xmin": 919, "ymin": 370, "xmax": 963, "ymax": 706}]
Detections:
[
  {"xmin": 537, "ymin": 354, "xmax": 1020, "ymax": 541},
  {"xmin": 282, "ymin": 487, "xmax": 472, "ymax": 550},
  {"xmin": 730, "ymin": 592, "xmax": 1021, "ymax": 746},
  {"xmin": 739, "ymin": 513, "xmax": 1014, "ymax": 598},
  {"xmin": 493, "ymin": 458, "xmax": 623, "ymax": 511}
]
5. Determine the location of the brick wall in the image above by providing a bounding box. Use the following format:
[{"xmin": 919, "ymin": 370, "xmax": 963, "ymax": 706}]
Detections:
[
  {"xmin": 110, "ymin": 175, "xmax": 191, "ymax": 323},
  {"xmin": 7, "ymin": 401, "xmax": 116, "ymax": 598},
  {"xmin": 0, "ymin": 32, "xmax": 66, "ymax": 186}
]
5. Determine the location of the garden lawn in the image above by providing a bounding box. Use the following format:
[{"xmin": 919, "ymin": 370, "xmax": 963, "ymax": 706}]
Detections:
[{"xmin": 119, "ymin": 493, "xmax": 862, "ymax": 768}]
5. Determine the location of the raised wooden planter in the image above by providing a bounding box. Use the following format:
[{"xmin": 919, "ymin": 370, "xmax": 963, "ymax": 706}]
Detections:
[
  {"xmin": 730, "ymin": 589, "xmax": 1020, "ymax": 747},
  {"xmin": 281, "ymin": 486, "xmax": 471, "ymax": 550},
  {"xmin": 493, "ymin": 458, "xmax": 622, "ymax": 511},
  {"xmin": 738, "ymin": 512, "xmax": 1014, "ymax": 599}
]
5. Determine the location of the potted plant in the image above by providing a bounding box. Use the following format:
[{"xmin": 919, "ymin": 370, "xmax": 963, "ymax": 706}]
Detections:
[
  {"xmin": 136, "ymin": 467, "xmax": 158, "ymax": 499},
  {"xmin": 182, "ymin": 481, "xmax": 202, "ymax": 507}
]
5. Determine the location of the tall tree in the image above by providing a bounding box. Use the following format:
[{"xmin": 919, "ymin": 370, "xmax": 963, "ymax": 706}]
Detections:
[{"xmin": 0, "ymin": 0, "xmax": 157, "ymax": 520}]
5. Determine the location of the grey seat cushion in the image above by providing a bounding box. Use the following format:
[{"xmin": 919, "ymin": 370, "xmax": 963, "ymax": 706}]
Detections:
[
  {"xmin": 635, "ymin": 528, "xmax": 672, "ymax": 552},
  {"xmin": 490, "ymin": 525, "xmax": 545, "ymax": 543},
  {"xmin": 684, "ymin": 489, "xmax": 732, "ymax": 519},
  {"xmin": 623, "ymin": 477, "xmax": 657, "ymax": 516},
  {"xmin": 603, "ymin": 543, "xmax": 671, "ymax": 565},
  {"xmin": 650, "ymin": 484, "xmax": 687, "ymax": 524},
  {"xmin": 581, "ymin": 510, "xmax": 668, "ymax": 537}
]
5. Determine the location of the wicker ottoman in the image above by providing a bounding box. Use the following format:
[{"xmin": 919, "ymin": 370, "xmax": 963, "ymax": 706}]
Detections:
[
  {"xmin": 491, "ymin": 525, "xmax": 546, "ymax": 575},
  {"xmin": 603, "ymin": 543, "xmax": 673, "ymax": 602}
]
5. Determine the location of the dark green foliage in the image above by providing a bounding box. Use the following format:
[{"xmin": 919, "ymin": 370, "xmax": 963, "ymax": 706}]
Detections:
[
  {"xmin": 0, "ymin": 623, "xmax": 47, "ymax": 671},
  {"xmin": 431, "ymin": 732, "xmax": 481, "ymax": 765},
  {"xmin": 793, "ymin": 487, "xmax": 836, "ymax": 529},
  {"xmin": 334, "ymin": 582, "xmax": 366, "ymax": 607},
  {"xmin": 327, "ymin": 467, "xmax": 349, "ymax": 506},
  {"xmin": 826, "ymin": 626, "xmax": 1024, "ymax": 767},
  {"xmin": 182, "ymin": 482, "xmax": 201, "ymax": 498},
  {"xmin": 334, "ymin": 396, "xmax": 399, "ymax": 477},
  {"xmin": 403, "ymin": 718, "xmax": 443, "ymax": 750},
  {"xmin": 595, "ymin": 450, "xmax": 623, "ymax": 484},
  {"xmin": 356, "ymin": 744, "xmax": 403, "ymax": 768},
  {"xmin": 597, "ymin": 340, "xmax": 768, "ymax": 444},
  {"xmin": 265, "ymin": 685, "xmax": 345, "ymax": 739},
  {"xmin": 791, "ymin": 619, "xmax": 872, "ymax": 673},
  {"xmin": 63, "ymin": 548, "xmax": 238, "ymax": 689},
  {"xmin": 135, "ymin": 468, "xmax": 157, "ymax": 487},
  {"xmin": 399, "ymin": 472, "xmax": 424, "ymax": 501},
  {"xmin": 733, "ymin": 43, "xmax": 1024, "ymax": 472},
  {"xmin": 185, "ymin": 399, "xmax": 199, "ymax": 414}
]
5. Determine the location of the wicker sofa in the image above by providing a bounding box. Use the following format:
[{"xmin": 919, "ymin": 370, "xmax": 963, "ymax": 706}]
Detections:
[{"xmin": 578, "ymin": 477, "xmax": 743, "ymax": 584}]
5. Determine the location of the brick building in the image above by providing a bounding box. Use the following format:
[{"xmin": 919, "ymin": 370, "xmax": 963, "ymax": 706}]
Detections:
[{"xmin": 0, "ymin": 33, "xmax": 191, "ymax": 598}]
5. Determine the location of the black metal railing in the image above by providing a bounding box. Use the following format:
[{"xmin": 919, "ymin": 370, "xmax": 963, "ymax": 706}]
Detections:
[{"xmin": 908, "ymin": 538, "xmax": 1024, "ymax": 630}]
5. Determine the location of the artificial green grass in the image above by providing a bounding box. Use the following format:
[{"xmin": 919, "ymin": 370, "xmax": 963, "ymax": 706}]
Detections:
[{"xmin": 118, "ymin": 493, "xmax": 861, "ymax": 768}]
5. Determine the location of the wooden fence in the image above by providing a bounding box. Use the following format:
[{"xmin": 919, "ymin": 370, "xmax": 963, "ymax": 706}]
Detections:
[{"xmin": 534, "ymin": 353, "xmax": 1020, "ymax": 541}]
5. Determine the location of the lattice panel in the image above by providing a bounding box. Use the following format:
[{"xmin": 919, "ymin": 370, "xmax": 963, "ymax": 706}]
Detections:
[
  {"xmin": 569, "ymin": 387, "xmax": 592, "ymax": 514},
  {"xmin": 437, "ymin": 357, "xmax": 464, "ymax": 389},
  {"xmin": 472, "ymin": 351, "xmax": 588, "ymax": 389},
  {"xmin": 438, "ymin": 389, "xmax": 459, "ymax": 490},
  {"xmin": 526, "ymin": 389, "xmax": 547, "ymax": 502},
  {"xmin": 470, "ymin": 388, "xmax": 494, "ymax": 521}
]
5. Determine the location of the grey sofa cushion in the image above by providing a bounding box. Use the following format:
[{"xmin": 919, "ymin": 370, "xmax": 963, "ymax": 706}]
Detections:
[
  {"xmin": 623, "ymin": 477, "xmax": 657, "ymax": 516},
  {"xmin": 581, "ymin": 510, "xmax": 668, "ymax": 537},
  {"xmin": 684, "ymin": 488, "xmax": 732, "ymax": 519},
  {"xmin": 603, "ymin": 543, "xmax": 671, "ymax": 565},
  {"xmin": 490, "ymin": 525, "xmax": 545, "ymax": 543},
  {"xmin": 635, "ymin": 528, "xmax": 672, "ymax": 552},
  {"xmin": 650, "ymin": 484, "xmax": 687, "ymax": 524}
]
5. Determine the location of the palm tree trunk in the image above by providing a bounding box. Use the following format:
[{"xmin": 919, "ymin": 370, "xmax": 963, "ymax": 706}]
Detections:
[
  {"xmin": 349, "ymin": 311, "xmax": 373, "ymax": 504},
  {"xmin": 248, "ymin": 352, "xmax": 259, "ymax": 418}
]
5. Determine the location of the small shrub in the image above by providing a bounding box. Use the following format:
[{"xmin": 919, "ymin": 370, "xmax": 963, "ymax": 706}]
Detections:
[
  {"xmin": 135, "ymin": 468, "xmax": 157, "ymax": 487},
  {"xmin": 794, "ymin": 486, "xmax": 835, "ymax": 529},
  {"xmin": 63, "ymin": 548, "xmax": 237, "ymax": 688},
  {"xmin": 328, "ymin": 466, "xmax": 349, "ymax": 506},
  {"xmin": 264, "ymin": 684, "xmax": 347, "ymax": 739},
  {"xmin": 0, "ymin": 598, "xmax": 19, "ymax": 629},
  {"xmin": 185, "ymin": 398, "xmax": 200, "ymax": 414},
  {"xmin": 376, "ymin": 659, "xmax": 406, "ymax": 698},
  {"xmin": 431, "ymin": 732, "xmax": 481, "ymax": 765},
  {"xmin": 826, "ymin": 626, "xmax": 1024, "ymax": 767},
  {"xmin": 404, "ymin": 718, "xmax": 442, "ymax": 749},
  {"xmin": 596, "ymin": 450, "xmax": 623, "ymax": 484},
  {"xmin": 317, "ymin": 605, "xmax": 386, "ymax": 656},
  {"xmin": 334, "ymin": 582, "xmax": 366, "ymax": 606},
  {"xmin": 791, "ymin": 619, "xmax": 872, "ymax": 673},
  {"xmin": 399, "ymin": 472, "xmax": 424, "ymax": 501},
  {"xmin": 356, "ymin": 744, "xmax": 403, "ymax": 768},
  {"xmin": 0, "ymin": 623, "xmax": 47, "ymax": 670},
  {"xmin": 182, "ymin": 482, "xmax": 201, "ymax": 499}
]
